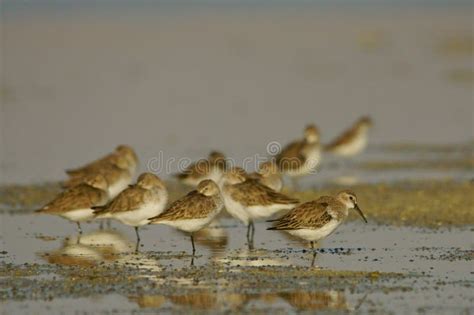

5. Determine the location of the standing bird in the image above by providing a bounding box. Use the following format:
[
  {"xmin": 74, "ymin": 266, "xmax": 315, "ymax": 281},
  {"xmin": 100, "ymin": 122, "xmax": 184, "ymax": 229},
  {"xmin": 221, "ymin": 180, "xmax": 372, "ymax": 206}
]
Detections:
[
  {"xmin": 275, "ymin": 124, "xmax": 321, "ymax": 190},
  {"xmin": 64, "ymin": 154, "xmax": 133, "ymax": 200},
  {"xmin": 324, "ymin": 116, "xmax": 373, "ymax": 157},
  {"xmin": 93, "ymin": 173, "xmax": 167, "ymax": 251},
  {"xmin": 36, "ymin": 174, "xmax": 109, "ymax": 234},
  {"xmin": 66, "ymin": 145, "xmax": 138, "ymax": 178},
  {"xmin": 148, "ymin": 180, "xmax": 224, "ymax": 257},
  {"xmin": 267, "ymin": 190, "xmax": 367, "ymax": 266},
  {"xmin": 248, "ymin": 161, "xmax": 283, "ymax": 192},
  {"xmin": 174, "ymin": 151, "xmax": 227, "ymax": 187},
  {"xmin": 221, "ymin": 167, "xmax": 299, "ymax": 246}
]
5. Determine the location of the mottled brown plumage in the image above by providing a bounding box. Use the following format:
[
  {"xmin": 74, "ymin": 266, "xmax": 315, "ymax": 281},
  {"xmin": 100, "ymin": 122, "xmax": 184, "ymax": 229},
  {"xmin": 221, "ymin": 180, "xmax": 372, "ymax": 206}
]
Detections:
[
  {"xmin": 37, "ymin": 177, "xmax": 108, "ymax": 214},
  {"xmin": 148, "ymin": 180, "xmax": 223, "ymax": 255},
  {"xmin": 63, "ymin": 155, "xmax": 132, "ymax": 193},
  {"xmin": 268, "ymin": 191, "xmax": 367, "ymax": 266},
  {"xmin": 274, "ymin": 124, "xmax": 321, "ymax": 176},
  {"xmin": 267, "ymin": 197, "xmax": 343, "ymax": 230},
  {"xmin": 66, "ymin": 145, "xmax": 138, "ymax": 176},
  {"xmin": 93, "ymin": 187, "xmax": 152, "ymax": 214},
  {"xmin": 174, "ymin": 151, "xmax": 226, "ymax": 185},
  {"xmin": 226, "ymin": 178, "xmax": 298, "ymax": 207},
  {"xmin": 275, "ymin": 141, "xmax": 307, "ymax": 171},
  {"xmin": 324, "ymin": 116, "xmax": 373, "ymax": 153},
  {"xmin": 248, "ymin": 161, "xmax": 283, "ymax": 191},
  {"xmin": 149, "ymin": 189, "xmax": 220, "ymax": 222}
]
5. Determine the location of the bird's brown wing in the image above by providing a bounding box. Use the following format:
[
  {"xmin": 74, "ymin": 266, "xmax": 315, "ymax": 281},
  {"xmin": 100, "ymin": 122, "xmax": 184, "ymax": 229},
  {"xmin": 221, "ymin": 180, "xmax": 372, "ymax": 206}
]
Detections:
[
  {"xmin": 276, "ymin": 141, "xmax": 306, "ymax": 171},
  {"xmin": 93, "ymin": 185, "xmax": 147, "ymax": 214},
  {"xmin": 63, "ymin": 165, "xmax": 129, "ymax": 189},
  {"xmin": 149, "ymin": 191, "xmax": 216, "ymax": 222},
  {"xmin": 324, "ymin": 125, "xmax": 358, "ymax": 151},
  {"xmin": 37, "ymin": 185, "xmax": 104, "ymax": 213},
  {"xmin": 174, "ymin": 160, "xmax": 212, "ymax": 179},
  {"xmin": 65, "ymin": 153, "xmax": 115, "ymax": 176},
  {"xmin": 229, "ymin": 179, "xmax": 299, "ymax": 207},
  {"xmin": 268, "ymin": 198, "xmax": 333, "ymax": 230}
]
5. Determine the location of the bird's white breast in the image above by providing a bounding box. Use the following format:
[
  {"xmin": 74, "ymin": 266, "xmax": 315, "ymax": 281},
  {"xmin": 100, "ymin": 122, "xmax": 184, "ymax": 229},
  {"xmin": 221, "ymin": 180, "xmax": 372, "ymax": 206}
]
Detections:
[
  {"xmin": 333, "ymin": 131, "xmax": 368, "ymax": 156},
  {"xmin": 114, "ymin": 191, "xmax": 168, "ymax": 227},
  {"xmin": 107, "ymin": 176, "xmax": 132, "ymax": 200},
  {"xmin": 286, "ymin": 147, "xmax": 321, "ymax": 177},
  {"xmin": 222, "ymin": 191, "xmax": 251, "ymax": 225},
  {"xmin": 287, "ymin": 219, "xmax": 342, "ymax": 242},
  {"xmin": 60, "ymin": 208, "xmax": 96, "ymax": 222}
]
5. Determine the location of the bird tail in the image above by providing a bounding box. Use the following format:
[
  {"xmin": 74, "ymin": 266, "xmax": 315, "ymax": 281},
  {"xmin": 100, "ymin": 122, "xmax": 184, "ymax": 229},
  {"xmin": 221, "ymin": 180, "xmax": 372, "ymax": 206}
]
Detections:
[
  {"xmin": 266, "ymin": 226, "xmax": 279, "ymax": 230},
  {"xmin": 92, "ymin": 206, "xmax": 106, "ymax": 215},
  {"xmin": 65, "ymin": 168, "xmax": 81, "ymax": 176},
  {"xmin": 266, "ymin": 218, "xmax": 279, "ymax": 222},
  {"xmin": 173, "ymin": 172, "xmax": 187, "ymax": 179}
]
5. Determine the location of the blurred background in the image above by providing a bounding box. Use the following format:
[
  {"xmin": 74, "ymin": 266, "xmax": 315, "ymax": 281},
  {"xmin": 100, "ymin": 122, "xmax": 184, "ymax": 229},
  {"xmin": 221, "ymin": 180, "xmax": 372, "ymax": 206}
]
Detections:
[{"xmin": 1, "ymin": 0, "xmax": 472, "ymax": 184}]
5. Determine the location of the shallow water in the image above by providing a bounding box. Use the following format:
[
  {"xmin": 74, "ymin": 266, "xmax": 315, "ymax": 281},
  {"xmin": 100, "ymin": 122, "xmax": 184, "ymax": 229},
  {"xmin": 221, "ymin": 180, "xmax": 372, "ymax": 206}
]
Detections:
[{"xmin": 1, "ymin": 212, "xmax": 473, "ymax": 313}]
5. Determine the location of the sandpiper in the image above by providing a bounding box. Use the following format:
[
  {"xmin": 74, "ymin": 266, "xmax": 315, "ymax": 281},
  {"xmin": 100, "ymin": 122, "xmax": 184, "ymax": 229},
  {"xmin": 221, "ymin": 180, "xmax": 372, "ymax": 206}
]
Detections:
[
  {"xmin": 267, "ymin": 190, "xmax": 367, "ymax": 265},
  {"xmin": 66, "ymin": 145, "xmax": 138, "ymax": 178},
  {"xmin": 64, "ymin": 154, "xmax": 133, "ymax": 200},
  {"xmin": 248, "ymin": 161, "xmax": 283, "ymax": 192},
  {"xmin": 221, "ymin": 167, "xmax": 299, "ymax": 245},
  {"xmin": 93, "ymin": 173, "xmax": 167, "ymax": 251},
  {"xmin": 148, "ymin": 179, "xmax": 224, "ymax": 256},
  {"xmin": 324, "ymin": 116, "xmax": 373, "ymax": 157},
  {"xmin": 174, "ymin": 151, "xmax": 227, "ymax": 187},
  {"xmin": 275, "ymin": 124, "xmax": 321, "ymax": 189},
  {"xmin": 36, "ymin": 174, "xmax": 109, "ymax": 234}
]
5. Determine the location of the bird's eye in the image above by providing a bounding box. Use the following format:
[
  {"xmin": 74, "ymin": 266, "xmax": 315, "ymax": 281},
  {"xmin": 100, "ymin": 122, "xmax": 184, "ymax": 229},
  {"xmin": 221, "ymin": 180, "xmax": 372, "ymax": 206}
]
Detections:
[{"xmin": 349, "ymin": 196, "xmax": 354, "ymax": 200}]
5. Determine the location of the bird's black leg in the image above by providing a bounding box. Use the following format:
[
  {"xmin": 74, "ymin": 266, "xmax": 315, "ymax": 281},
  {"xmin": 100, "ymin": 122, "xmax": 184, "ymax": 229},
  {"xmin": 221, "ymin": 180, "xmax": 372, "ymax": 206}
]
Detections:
[
  {"xmin": 311, "ymin": 251, "xmax": 317, "ymax": 267},
  {"xmin": 134, "ymin": 227, "xmax": 141, "ymax": 253},
  {"xmin": 99, "ymin": 221, "xmax": 104, "ymax": 230},
  {"xmin": 247, "ymin": 221, "xmax": 255, "ymax": 250},
  {"xmin": 310, "ymin": 241, "xmax": 318, "ymax": 267},
  {"xmin": 190, "ymin": 234, "xmax": 196, "ymax": 256},
  {"xmin": 250, "ymin": 221, "xmax": 256, "ymax": 242},
  {"xmin": 76, "ymin": 222, "xmax": 83, "ymax": 235}
]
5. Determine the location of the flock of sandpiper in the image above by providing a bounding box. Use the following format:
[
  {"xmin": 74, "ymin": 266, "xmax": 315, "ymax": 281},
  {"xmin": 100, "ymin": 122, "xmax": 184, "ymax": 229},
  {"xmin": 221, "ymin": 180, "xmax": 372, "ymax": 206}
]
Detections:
[{"xmin": 36, "ymin": 117, "xmax": 373, "ymax": 261}]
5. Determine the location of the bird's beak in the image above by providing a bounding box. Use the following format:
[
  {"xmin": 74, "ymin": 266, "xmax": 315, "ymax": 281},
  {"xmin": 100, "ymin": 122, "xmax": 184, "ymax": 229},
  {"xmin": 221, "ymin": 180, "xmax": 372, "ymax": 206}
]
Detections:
[{"xmin": 355, "ymin": 204, "xmax": 368, "ymax": 223}]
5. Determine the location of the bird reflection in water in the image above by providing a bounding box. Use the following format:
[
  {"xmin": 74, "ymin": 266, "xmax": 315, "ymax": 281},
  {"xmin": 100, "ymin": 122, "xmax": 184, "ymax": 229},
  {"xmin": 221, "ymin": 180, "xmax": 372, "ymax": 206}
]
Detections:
[
  {"xmin": 40, "ymin": 229, "xmax": 132, "ymax": 266},
  {"xmin": 279, "ymin": 290, "xmax": 349, "ymax": 311},
  {"xmin": 39, "ymin": 229, "xmax": 143, "ymax": 266},
  {"xmin": 179, "ymin": 219, "xmax": 228, "ymax": 265},
  {"xmin": 129, "ymin": 292, "xmax": 250, "ymax": 311},
  {"xmin": 129, "ymin": 290, "xmax": 350, "ymax": 312}
]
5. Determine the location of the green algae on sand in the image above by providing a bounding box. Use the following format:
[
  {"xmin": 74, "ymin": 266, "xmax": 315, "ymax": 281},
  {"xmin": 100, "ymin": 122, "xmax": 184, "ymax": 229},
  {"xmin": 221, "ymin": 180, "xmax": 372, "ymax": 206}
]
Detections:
[{"xmin": 293, "ymin": 180, "xmax": 474, "ymax": 228}]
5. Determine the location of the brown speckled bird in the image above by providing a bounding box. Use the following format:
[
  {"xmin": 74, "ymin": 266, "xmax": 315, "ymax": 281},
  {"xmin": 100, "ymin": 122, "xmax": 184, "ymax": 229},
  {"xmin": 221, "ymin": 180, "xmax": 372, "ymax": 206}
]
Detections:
[
  {"xmin": 174, "ymin": 151, "xmax": 227, "ymax": 187},
  {"xmin": 221, "ymin": 167, "xmax": 299, "ymax": 244},
  {"xmin": 66, "ymin": 145, "xmax": 138, "ymax": 178},
  {"xmin": 248, "ymin": 161, "xmax": 283, "ymax": 192},
  {"xmin": 36, "ymin": 174, "xmax": 109, "ymax": 234},
  {"xmin": 94, "ymin": 173, "xmax": 168, "ymax": 250},
  {"xmin": 64, "ymin": 154, "xmax": 133, "ymax": 200},
  {"xmin": 148, "ymin": 180, "xmax": 223, "ymax": 255},
  {"xmin": 275, "ymin": 124, "xmax": 321, "ymax": 189},
  {"xmin": 325, "ymin": 116, "xmax": 373, "ymax": 157},
  {"xmin": 268, "ymin": 191, "xmax": 367, "ymax": 266}
]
